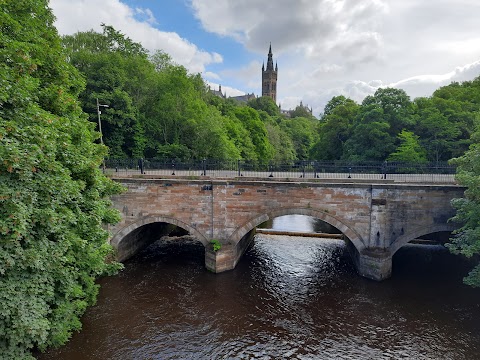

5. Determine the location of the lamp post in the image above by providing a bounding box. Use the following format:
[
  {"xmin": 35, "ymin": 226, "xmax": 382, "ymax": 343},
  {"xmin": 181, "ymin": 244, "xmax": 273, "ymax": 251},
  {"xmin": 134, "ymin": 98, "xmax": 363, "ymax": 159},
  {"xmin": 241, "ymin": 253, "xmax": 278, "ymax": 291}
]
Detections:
[{"xmin": 96, "ymin": 98, "xmax": 109, "ymax": 145}]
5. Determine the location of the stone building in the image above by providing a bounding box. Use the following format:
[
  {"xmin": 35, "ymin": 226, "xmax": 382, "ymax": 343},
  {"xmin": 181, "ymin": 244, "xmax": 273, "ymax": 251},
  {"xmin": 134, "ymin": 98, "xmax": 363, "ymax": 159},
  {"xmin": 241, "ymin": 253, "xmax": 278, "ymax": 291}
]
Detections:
[
  {"xmin": 262, "ymin": 43, "xmax": 278, "ymax": 102},
  {"xmin": 211, "ymin": 44, "xmax": 310, "ymax": 115}
]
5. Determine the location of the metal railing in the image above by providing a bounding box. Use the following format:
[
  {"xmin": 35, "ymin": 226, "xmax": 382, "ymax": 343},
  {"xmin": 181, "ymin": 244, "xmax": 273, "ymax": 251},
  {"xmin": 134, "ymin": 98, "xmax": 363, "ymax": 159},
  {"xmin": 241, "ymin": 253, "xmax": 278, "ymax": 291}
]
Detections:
[{"xmin": 104, "ymin": 159, "xmax": 457, "ymax": 183}]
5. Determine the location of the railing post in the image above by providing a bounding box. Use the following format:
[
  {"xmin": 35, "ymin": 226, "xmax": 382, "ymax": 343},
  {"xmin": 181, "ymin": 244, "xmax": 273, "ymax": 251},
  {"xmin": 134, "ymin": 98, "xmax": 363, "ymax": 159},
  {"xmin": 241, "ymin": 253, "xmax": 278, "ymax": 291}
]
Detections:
[
  {"xmin": 383, "ymin": 161, "xmax": 387, "ymax": 180},
  {"xmin": 171, "ymin": 160, "xmax": 175, "ymax": 175},
  {"xmin": 202, "ymin": 158, "xmax": 206, "ymax": 176},
  {"xmin": 237, "ymin": 159, "xmax": 241, "ymax": 177}
]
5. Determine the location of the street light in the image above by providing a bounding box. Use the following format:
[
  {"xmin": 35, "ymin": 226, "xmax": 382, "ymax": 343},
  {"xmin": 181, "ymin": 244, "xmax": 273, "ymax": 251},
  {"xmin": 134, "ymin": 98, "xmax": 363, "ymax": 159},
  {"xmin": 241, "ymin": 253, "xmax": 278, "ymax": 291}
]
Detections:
[{"xmin": 96, "ymin": 98, "xmax": 109, "ymax": 145}]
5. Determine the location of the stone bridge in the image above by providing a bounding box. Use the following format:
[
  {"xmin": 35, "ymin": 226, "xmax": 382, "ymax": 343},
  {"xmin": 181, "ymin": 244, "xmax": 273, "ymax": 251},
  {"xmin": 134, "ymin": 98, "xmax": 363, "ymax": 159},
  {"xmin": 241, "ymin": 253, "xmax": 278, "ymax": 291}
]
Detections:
[{"xmin": 108, "ymin": 177, "xmax": 464, "ymax": 281}]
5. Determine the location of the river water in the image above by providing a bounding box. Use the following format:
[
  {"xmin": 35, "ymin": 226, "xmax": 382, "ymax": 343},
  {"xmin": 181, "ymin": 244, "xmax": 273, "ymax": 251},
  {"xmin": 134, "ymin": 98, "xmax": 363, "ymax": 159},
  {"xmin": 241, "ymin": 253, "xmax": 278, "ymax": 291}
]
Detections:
[{"xmin": 38, "ymin": 216, "xmax": 480, "ymax": 359}]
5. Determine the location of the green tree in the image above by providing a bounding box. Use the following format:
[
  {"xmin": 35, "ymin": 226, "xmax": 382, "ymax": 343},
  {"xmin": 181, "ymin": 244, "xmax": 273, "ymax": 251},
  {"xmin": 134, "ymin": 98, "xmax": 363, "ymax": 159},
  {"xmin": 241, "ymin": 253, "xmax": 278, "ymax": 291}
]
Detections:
[
  {"xmin": 0, "ymin": 2, "xmax": 122, "ymax": 358},
  {"xmin": 62, "ymin": 26, "xmax": 151, "ymax": 158},
  {"xmin": 233, "ymin": 107, "xmax": 274, "ymax": 161},
  {"xmin": 388, "ymin": 130, "xmax": 427, "ymax": 162},
  {"xmin": 343, "ymin": 106, "xmax": 395, "ymax": 161},
  {"xmin": 312, "ymin": 96, "xmax": 359, "ymax": 160},
  {"xmin": 363, "ymin": 88, "xmax": 415, "ymax": 136},
  {"xmin": 448, "ymin": 123, "xmax": 480, "ymax": 287},
  {"xmin": 414, "ymin": 97, "xmax": 462, "ymax": 162},
  {"xmin": 247, "ymin": 96, "xmax": 280, "ymax": 117},
  {"xmin": 278, "ymin": 117, "xmax": 318, "ymax": 160},
  {"xmin": 264, "ymin": 119, "xmax": 297, "ymax": 162}
]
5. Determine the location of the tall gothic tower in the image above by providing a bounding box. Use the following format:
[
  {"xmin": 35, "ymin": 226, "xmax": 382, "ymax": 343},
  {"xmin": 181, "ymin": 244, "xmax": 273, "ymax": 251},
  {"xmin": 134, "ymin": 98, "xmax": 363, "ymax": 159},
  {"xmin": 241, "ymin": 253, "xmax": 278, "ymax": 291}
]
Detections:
[{"xmin": 262, "ymin": 43, "xmax": 278, "ymax": 102}]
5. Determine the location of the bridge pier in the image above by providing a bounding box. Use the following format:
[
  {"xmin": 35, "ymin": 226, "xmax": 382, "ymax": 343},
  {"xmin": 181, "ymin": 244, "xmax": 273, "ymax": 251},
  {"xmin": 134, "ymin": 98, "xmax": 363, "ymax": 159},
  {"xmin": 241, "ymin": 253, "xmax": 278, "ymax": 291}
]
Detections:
[
  {"xmin": 205, "ymin": 244, "xmax": 237, "ymax": 273},
  {"xmin": 355, "ymin": 249, "xmax": 392, "ymax": 281},
  {"xmin": 204, "ymin": 230, "xmax": 256, "ymax": 273}
]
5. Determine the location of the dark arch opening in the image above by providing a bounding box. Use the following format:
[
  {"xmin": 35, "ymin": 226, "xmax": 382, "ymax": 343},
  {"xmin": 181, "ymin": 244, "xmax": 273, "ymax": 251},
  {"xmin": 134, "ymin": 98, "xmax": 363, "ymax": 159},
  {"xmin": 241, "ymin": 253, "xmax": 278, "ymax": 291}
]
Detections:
[
  {"xmin": 415, "ymin": 231, "xmax": 452, "ymax": 244},
  {"xmin": 391, "ymin": 230, "xmax": 464, "ymax": 281},
  {"xmin": 111, "ymin": 216, "xmax": 210, "ymax": 262},
  {"xmin": 392, "ymin": 231, "xmax": 453, "ymax": 261},
  {"xmin": 389, "ymin": 224, "xmax": 456, "ymax": 256},
  {"xmin": 115, "ymin": 222, "xmax": 206, "ymax": 263},
  {"xmin": 115, "ymin": 222, "xmax": 178, "ymax": 262}
]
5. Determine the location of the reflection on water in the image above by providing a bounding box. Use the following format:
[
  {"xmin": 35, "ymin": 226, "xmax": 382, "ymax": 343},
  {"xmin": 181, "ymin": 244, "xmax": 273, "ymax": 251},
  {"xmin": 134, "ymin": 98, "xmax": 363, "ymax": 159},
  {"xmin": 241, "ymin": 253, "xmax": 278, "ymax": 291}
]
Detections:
[
  {"xmin": 38, "ymin": 217, "xmax": 480, "ymax": 360},
  {"xmin": 272, "ymin": 215, "xmax": 342, "ymax": 234}
]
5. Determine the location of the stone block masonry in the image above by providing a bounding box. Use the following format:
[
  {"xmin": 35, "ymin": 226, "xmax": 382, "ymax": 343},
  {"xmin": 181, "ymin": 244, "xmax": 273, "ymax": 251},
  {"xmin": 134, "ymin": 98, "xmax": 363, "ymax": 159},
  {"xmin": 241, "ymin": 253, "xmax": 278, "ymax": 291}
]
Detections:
[{"xmin": 109, "ymin": 177, "xmax": 465, "ymax": 281}]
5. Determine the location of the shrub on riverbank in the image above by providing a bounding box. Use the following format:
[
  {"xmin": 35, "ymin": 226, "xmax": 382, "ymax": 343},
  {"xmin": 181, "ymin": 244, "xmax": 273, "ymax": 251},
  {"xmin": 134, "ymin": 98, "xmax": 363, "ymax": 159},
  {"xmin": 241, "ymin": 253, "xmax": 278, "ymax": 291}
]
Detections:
[{"xmin": 0, "ymin": 1, "xmax": 123, "ymax": 358}]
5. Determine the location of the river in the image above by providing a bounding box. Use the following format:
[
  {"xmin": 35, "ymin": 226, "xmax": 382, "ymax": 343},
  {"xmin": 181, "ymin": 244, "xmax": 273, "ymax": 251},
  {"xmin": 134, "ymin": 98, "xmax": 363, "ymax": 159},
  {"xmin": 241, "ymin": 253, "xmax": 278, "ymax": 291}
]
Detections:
[{"xmin": 38, "ymin": 215, "xmax": 480, "ymax": 359}]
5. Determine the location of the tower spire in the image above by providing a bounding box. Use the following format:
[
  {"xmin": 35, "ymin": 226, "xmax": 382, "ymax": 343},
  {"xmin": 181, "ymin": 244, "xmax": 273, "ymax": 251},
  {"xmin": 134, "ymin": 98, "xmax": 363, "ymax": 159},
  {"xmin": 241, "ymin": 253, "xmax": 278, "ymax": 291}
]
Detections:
[
  {"xmin": 266, "ymin": 43, "xmax": 274, "ymax": 70},
  {"xmin": 262, "ymin": 43, "xmax": 278, "ymax": 102}
]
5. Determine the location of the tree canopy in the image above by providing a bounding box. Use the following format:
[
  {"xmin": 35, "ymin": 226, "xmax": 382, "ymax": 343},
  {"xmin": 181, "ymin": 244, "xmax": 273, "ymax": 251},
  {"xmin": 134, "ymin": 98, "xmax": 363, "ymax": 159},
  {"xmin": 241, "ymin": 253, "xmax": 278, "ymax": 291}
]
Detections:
[
  {"xmin": 0, "ymin": 2, "xmax": 122, "ymax": 358},
  {"xmin": 448, "ymin": 119, "xmax": 480, "ymax": 287}
]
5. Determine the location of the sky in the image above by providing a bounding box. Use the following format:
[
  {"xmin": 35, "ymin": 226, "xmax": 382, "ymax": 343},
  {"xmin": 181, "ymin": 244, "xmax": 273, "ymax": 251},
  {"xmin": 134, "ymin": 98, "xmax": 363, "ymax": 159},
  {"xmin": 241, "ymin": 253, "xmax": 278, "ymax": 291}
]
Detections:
[{"xmin": 50, "ymin": 0, "xmax": 480, "ymax": 116}]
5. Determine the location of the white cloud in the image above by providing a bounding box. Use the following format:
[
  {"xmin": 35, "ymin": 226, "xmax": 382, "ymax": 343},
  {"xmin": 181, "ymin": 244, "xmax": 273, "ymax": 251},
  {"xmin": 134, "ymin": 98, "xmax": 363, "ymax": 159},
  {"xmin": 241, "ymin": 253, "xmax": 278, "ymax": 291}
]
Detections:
[
  {"xmin": 50, "ymin": 0, "xmax": 222, "ymax": 73},
  {"xmin": 134, "ymin": 7, "xmax": 157, "ymax": 25},
  {"xmin": 191, "ymin": 0, "xmax": 387, "ymax": 61},
  {"xmin": 190, "ymin": 0, "xmax": 480, "ymax": 114},
  {"xmin": 203, "ymin": 72, "xmax": 221, "ymax": 81},
  {"xmin": 206, "ymin": 82, "xmax": 246, "ymax": 97},
  {"xmin": 221, "ymin": 61, "xmax": 262, "ymax": 90},
  {"xmin": 50, "ymin": 0, "xmax": 480, "ymax": 115},
  {"xmin": 388, "ymin": 60, "xmax": 480, "ymax": 99}
]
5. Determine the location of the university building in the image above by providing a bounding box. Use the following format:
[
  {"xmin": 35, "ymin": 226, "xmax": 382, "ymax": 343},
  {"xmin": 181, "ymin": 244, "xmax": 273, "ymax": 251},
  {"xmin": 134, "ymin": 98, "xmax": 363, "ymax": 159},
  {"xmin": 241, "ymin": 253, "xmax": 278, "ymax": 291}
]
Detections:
[{"xmin": 211, "ymin": 44, "xmax": 312, "ymax": 116}]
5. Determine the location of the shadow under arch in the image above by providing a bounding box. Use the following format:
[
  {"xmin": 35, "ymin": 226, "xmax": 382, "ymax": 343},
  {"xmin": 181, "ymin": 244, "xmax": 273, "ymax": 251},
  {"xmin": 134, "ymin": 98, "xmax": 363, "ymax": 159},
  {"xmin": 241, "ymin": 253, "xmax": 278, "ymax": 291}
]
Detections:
[
  {"xmin": 110, "ymin": 215, "xmax": 209, "ymax": 262},
  {"xmin": 389, "ymin": 223, "xmax": 457, "ymax": 256},
  {"xmin": 227, "ymin": 207, "xmax": 366, "ymax": 253}
]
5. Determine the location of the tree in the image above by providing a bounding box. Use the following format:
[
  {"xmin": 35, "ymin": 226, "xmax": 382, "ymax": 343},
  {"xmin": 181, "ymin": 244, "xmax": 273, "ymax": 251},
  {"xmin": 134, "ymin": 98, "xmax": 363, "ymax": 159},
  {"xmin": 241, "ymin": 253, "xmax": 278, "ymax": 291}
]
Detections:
[
  {"xmin": 62, "ymin": 26, "xmax": 151, "ymax": 158},
  {"xmin": 264, "ymin": 122, "xmax": 297, "ymax": 162},
  {"xmin": 343, "ymin": 106, "xmax": 395, "ymax": 161},
  {"xmin": 363, "ymin": 88, "xmax": 415, "ymax": 136},
  {"xmin": 233, "ymin": 107, "xmax": 274, "ymax": 162},
  {"xmin": 448, "ymin": 123, "xmax": 480, "ymax": 287},
  {"xmin": 388, "ymin": 130, "xmax": 427, "ymax": 163},
  {"xmin": 0, "ymin": 2, "xmax": 122, "ymax": 358},
  {"xmin": 414, "ymin": 97, "xmax": 462, "ymax": 162},
  {"xmin": 278, "ymin": 117, "xmax": 318, "ymax": 160},
  {"xmin": 247, "ymin": 96, "xmax": 280, "ymax": 117},
  {"xmin": 312, "ymin": 96, "xmax": 359, "ymax": 160}
]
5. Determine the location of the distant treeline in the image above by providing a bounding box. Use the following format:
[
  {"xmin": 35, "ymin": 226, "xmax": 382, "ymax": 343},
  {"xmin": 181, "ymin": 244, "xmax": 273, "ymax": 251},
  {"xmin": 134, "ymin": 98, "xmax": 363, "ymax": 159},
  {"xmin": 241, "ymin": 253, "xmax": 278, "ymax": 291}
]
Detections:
[{"xmin": 63, "ymin": 25, "xmax": 480, "ymax": 164}]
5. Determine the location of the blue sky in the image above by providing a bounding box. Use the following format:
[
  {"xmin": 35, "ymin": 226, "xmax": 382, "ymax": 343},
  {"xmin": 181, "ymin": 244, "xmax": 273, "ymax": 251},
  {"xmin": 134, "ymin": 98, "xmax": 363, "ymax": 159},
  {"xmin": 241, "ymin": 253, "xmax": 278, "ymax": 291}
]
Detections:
[
  {"xmin": 51, "ymin": 0, "xmax": 480, "ymax": 115},
  {"xmin": 124, "ymin": 0, "xmax": 246, "ymax": 64}
]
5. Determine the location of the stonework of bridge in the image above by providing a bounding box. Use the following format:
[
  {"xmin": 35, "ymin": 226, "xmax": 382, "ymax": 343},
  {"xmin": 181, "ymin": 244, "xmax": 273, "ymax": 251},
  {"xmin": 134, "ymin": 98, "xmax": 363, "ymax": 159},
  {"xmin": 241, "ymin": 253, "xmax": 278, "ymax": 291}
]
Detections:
[{"xmin": 108, "ymin": 177, "xmax": 464, "ymax": 281}]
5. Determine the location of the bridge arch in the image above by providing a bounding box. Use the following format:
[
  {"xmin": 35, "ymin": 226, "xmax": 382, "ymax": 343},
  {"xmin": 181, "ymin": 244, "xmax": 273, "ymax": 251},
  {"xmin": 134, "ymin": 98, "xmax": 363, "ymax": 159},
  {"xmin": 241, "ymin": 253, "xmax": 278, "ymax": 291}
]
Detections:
[
  {"xmin": 110, "ymin": 215, "xmax": 209, "ymax": 262},
  {"xmin": 227, "ymin": 207, "xmax": 366, "ymax": 253},
  {"xmin": 389, "ymin": 223, "xmax": 456, "ymax": 256}
]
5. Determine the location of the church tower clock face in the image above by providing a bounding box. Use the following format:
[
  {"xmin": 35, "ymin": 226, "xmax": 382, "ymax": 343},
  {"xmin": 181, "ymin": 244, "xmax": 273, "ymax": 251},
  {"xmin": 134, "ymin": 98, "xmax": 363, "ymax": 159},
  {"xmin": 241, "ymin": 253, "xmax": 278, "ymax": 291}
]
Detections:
[{"xmin": 262, "ymin": 43, "xmax": 278, "ymax": 102}]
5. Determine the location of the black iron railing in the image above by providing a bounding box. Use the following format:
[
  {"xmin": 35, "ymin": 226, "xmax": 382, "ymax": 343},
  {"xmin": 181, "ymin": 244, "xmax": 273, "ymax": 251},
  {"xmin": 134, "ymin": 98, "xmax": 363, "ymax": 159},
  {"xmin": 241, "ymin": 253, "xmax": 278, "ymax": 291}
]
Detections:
[{"xmin": 103, "ymin": 159, "xmax": 457, "ymax": 183}]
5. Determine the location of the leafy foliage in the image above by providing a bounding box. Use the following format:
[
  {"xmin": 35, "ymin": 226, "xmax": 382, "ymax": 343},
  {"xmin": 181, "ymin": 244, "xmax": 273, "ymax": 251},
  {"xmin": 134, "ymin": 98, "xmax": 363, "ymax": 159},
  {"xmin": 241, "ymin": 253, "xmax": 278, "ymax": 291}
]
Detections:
[
  {"xmin": 313, "ymin": 81, "xmax": 480, "ymax": 163},
  {"xmin": 448, "ymin": 122, "xmax": 480, "ymax": 287},
  {"xmin": 0, "ymin": 2, "xmax": 122, "ymax": 358},
  {"xmin": 388, "ymin": 130, "xmax": 427, "ymax": 163}
]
